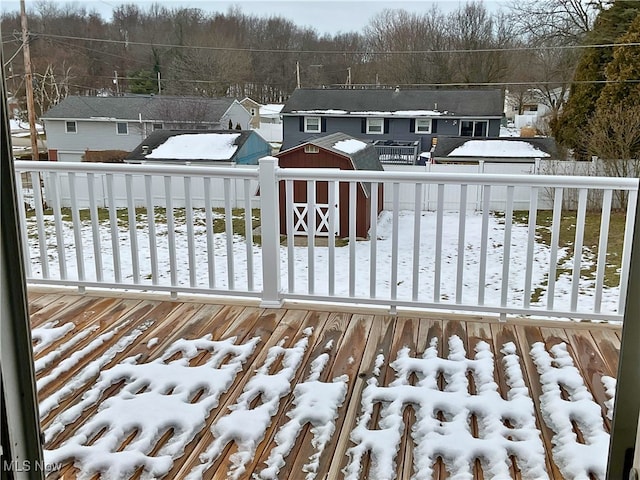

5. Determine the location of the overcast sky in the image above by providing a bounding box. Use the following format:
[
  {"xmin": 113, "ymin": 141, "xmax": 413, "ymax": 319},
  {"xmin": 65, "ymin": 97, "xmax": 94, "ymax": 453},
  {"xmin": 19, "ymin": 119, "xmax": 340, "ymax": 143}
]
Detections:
[{"xmin": 3, "ymin": 0, "xmax": 507, "ymax": 36}]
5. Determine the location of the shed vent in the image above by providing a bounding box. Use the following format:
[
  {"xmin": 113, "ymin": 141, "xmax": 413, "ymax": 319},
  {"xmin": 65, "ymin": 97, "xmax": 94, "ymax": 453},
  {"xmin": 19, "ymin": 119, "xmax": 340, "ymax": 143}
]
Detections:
[{"xmin": 304, "ymin": 145, "xmax": 319, "ymax": 154}]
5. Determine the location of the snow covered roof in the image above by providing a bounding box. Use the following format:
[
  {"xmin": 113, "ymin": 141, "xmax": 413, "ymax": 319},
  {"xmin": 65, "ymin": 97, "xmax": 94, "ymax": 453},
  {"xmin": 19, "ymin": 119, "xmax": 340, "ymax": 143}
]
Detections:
[
  {"xmin": 126, "ymin": 130, "xmax": 254, "ymax": 163},
  {"xmin": 259, "ymin": 104, "xmax": 284, "ymax": 117},
  {"xmin": 282, "ymin": 88, "xmax": 504, "ymax": 117},
  {"xmin": 433, "ymin": 137, "xmax": 558, "ymax": 162}
]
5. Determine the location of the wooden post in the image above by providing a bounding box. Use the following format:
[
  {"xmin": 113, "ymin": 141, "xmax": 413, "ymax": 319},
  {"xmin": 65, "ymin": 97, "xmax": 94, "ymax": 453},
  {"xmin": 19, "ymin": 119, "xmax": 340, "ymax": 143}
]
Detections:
[{"xmin": 20, "ymin": 0, "xmax": 39, "ymax": 161}]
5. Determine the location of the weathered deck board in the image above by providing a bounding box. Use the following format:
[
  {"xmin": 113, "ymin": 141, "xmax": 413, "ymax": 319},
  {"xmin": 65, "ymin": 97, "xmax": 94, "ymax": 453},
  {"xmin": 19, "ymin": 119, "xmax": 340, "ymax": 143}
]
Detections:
[{"xmin": 29, "ymin": 291, "xmax": 621, "ymax": 480}]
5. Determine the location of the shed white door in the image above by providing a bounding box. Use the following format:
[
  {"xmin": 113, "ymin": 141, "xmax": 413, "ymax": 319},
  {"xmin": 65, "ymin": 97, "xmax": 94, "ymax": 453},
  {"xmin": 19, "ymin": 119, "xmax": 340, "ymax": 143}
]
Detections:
[{"xmin": 292, "ymin": 182, "xmax": 339, "ymax": 236}]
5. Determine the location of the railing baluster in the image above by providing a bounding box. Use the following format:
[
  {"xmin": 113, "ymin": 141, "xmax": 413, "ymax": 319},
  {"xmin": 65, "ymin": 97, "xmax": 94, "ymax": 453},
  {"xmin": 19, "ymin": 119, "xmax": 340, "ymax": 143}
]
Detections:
[
  {"xmin": 369, "ymin": 181, "xmax": 378, "ymax": 299},
  {"xmin": 144, "ymin": 175, "xmax": 159, "ymax": 285},
  {"xmin": 49, "ymin": 172, "xmax": 67, "ymax": 280},
  {"xmin": 434, "ymin": 184, "xmax": 444, "ymax": 303},
  {"xmin": 328, "ymin": 180, "xmax": 336, "ymax": 296},
  {"xmin": 349, "ymin": 181, "xmax": 357, "ymax": 297},
  {"xmin": 31, "ymin": 171, "xmax": 49, "ymax": 279},
  {"xmin": 478, "ymin": 185, "xmax": 491, "ymax": 306},
  {"xmin": 594, "ymin": 189, "xmax": 612, "ymax": 313},
  {"xmin": 455, "ymin": 184, "xmax": 468, "ymax": 304},
  {"xmin": 15, "ymin": 170, "xmax": 31, "ymax": 277},
  {"xmin": 547, "ymin": 188, "xmax": 564, "ymax": 310},
  {"xmin": 105, "ymin": 173, "xmax": 121, "ymax": 283},
  {"xmin": 125, "ymin": 173, "xmax": 140, "ymax": 284},
  {"xmin": 412, "ymin": 183, "xmax": 423, "ymax": 301},
  {"xmin": 184, "ymin": 176, "xmax": 196, "ymax": 288},
  {"xmin": 523, "ymin": 186, "xmax": 539, "ymax": 308},
  {"xmin": 570, "ymin": 188, "xmax": 588, "ymax": 311},
  {"xmin": 164, "ymin": 176, "xmax": 178, "ymax": 291},
  {"xmin": 243, "ymin": 178, "xmax": 254, "ymax": 291},
  {"xmin": 285, "ymin": 179, "xmax": 295, "ymax": 293},
  {"xmin": 500, "ymin": 186, "xmax": 515, "ymax": 317},
  {"xmin": 307, "ymin": 180, "xmax": 316, "ymax": 295},
  {"xmin": 224, "ymin": 177, "xmax": 235, "ymax": 290},
  {"xmin": 203, "ymin": 177, "xmax": 215, "ymax": 289},
  {"xmin": 391, "ymin": 183, "xmax": 400, "ymax": 304},
  {"xmin": 68, "ymin": 172, "xmax": 85, "ymax": 288},
  {"xmin": 619, "ymin": 189, "xmax": 638, "ymax": 314},
  {"xmin": 87, "ymin": 173, "xmax": 103, "ymax": 282}
]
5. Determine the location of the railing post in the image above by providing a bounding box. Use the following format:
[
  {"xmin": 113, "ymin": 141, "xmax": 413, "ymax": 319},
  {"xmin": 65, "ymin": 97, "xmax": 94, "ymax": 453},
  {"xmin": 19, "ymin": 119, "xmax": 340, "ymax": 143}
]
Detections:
[{"xmin": 259, "ymin": 156, "xmax": 283, "ymax": 307}]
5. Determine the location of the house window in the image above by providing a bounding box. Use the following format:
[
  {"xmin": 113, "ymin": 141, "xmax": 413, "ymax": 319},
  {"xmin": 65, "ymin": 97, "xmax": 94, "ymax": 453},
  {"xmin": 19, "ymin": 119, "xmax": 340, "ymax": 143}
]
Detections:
[
  {"xmin": 460, "ymin": 120, "xmax": 488, "ymax": 137},
  {"xmin": 152, "ymin": 123, "xmax": 163, "ymax": 131},
  {"xmin": 304, "ymin": 116, "xmax": 321, "ymax": 133},
  {"xmin": 250, "ymin": 108, "xmax": 257, "ymax": 116},
  {"xmin": 65, "ymin": 121, "xmax": 77, "ymax": 133},
  {"xmin": 116, "ymin": 122, "xmax": 128, "ymax": 135},
  {"xmin": 415, "ymin": 118, "xmax": 431, "ymax": 134},
  {"xmin": 366, "ymin": 118, "xmax": 384, "ymax": 134}
]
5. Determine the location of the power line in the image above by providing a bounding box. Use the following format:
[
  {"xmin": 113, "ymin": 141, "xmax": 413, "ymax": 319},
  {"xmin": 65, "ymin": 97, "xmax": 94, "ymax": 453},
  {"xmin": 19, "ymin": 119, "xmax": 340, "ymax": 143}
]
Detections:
[{"xmin": 28, "ymin": 32, "xmax": 640, "ymax": 55}]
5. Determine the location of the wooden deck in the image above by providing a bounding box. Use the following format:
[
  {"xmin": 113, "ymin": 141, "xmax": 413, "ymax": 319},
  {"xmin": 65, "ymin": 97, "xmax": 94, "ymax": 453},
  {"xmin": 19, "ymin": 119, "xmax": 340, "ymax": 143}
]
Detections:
[{"xmin": 29, "ymin": 288, "xmax": 621, "ymax": 480}]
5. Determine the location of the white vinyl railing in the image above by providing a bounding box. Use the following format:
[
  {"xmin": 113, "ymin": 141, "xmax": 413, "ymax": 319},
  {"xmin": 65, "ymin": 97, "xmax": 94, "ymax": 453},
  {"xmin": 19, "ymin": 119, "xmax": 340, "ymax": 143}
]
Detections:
[{"xmin": 15, "ymin": 158, "xmax": 639, "ymax": 322}]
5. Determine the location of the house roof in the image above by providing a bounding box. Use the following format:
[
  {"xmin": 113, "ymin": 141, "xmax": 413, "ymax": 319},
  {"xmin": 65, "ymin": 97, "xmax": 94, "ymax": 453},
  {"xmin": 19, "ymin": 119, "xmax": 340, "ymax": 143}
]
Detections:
[
  {"xmin": 281, "ymin": 88, "xmax": 504, "ymax": 117},
  {"xmin": 41, "ymin": 95, "xmax": 236, "ymax": 124},
  {"xmin": 126, "ymin": 130, "xmax": 255, "ymax": 162},
  {"xmin": 432, "ymin": 136, "xmax": 559, "ymax": 161}
]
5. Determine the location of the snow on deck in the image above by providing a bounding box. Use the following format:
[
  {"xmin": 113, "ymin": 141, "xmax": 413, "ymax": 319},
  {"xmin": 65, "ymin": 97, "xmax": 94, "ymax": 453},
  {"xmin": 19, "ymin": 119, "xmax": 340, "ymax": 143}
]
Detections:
[{"xmin": 29, "ymin": 291, "xmax": 619, "ymax": 480}]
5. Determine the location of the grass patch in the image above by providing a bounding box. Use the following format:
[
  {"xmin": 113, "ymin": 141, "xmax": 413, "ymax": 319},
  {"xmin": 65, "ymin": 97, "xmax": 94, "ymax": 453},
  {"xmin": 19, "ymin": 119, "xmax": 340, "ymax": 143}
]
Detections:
[{"xmin": 513, "ymin": 209, "xmax": 627, "ymax": 290}]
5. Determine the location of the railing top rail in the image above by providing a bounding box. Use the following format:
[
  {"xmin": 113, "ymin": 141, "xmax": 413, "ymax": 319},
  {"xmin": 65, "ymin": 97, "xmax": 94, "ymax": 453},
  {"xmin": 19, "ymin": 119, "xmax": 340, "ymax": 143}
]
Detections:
[
  {"xmin": 14, "ymin": 160, "xmax": 259, "ymax": 179},
  {"xmin": 277, "ymin": 167, "xmax": 640, "ymax": 190}
]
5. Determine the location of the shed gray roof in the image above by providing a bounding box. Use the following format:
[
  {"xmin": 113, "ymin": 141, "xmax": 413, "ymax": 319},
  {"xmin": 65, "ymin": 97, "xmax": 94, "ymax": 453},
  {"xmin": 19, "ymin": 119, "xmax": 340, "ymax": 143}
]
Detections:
[
  {"xmin": 41, "ymin": 95, "xmax": 236, "ymax": 124},
  {"xmin": 126, "ymin": 130, "xmax": 253, "ymax": 162},
  {"xmin": 282, "ymin": 88, "xmax": 504, "ymax": 117},
  {"xmin": 306, "ymin": 132, "xmax": 383, "ymax": 172}
]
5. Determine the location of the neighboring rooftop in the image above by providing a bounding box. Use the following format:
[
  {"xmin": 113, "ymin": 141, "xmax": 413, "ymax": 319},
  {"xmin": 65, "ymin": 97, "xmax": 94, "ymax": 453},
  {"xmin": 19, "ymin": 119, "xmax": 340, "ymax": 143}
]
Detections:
[
  {"xmin": 127, "ymin": 130, "xmax": 254, "ymax": 162},
  {"xmin": 281, "ymin": 88, "xmax": 504, "ymax": 117},
  {"xmin": 433, "ymin": 136, "xmax": 559, "ymax": 161},
  {"xmin": 41, "ymin": 95, "xmax": 236, "ymax": 124}
]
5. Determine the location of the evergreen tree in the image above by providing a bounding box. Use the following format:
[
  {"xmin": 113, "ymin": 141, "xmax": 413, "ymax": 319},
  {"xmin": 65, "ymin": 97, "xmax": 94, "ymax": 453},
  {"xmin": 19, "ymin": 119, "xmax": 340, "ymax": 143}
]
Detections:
[
  {"xmin": 552, "ymin": 1, "xmax": 640, "ymax": 159},
  {"xmin": 596, "ymin": 12, "xmax": 640, "ymax": 110}
]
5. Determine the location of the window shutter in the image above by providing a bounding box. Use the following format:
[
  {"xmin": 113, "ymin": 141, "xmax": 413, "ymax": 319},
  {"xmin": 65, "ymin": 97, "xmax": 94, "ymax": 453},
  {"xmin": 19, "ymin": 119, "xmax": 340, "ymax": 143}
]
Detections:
[
  {"xmin": 361, "ymin": 118, "xmax": 366, "ymax": 133},
  {"xmin": 384, "ymin": 119, "xmax": 390, "ymax": 134},
  {"xmin": 432, "ymin": 120, "xmax": 437, "ymax": 134},
  {"xmin": 410, "ymin": 119, "xmax": 415, "ymax": 132},
  {"xmin": 321, "ymin": 118, "xmax": 327, "ymax": 132},
  {"xmin": 299, "ymin": 117, "xmax": 304, "ymax": 131}
]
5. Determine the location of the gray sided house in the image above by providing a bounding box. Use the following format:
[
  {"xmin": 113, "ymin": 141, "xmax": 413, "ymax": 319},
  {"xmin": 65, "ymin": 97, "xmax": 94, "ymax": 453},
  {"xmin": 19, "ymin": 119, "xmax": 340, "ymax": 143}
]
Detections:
[
  {"xmin": 41, "ymin": 95, "xmax": 252, "ymax": 162},
  {"xmin": 281, "ymin": 88, "xmax": 504, "ymax": 156},
  {"xmin": 126, "ymin": 130, "xmax": 271, "ymax": 165}
]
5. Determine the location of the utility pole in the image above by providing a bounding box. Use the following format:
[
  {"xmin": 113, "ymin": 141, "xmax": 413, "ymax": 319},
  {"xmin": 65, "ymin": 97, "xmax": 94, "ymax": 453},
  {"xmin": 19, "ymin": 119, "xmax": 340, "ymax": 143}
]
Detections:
[
  {"xmin": 296, "ymin": 61, "xmax": 301, "ymax": 89},
  {"xmin": 20, "ymin": 0, "xmax": 39, "ymax": 161},
  {"xmin": 347, "ymin": 67, "xmax": 352, "ymax": 86},
  {"xmin": 114, "ymin": 71, "xmax": 120, "ymax": 95},
  {"xmin": 157, "ymin": 71, "xmax": 161, "ymax": 95}
]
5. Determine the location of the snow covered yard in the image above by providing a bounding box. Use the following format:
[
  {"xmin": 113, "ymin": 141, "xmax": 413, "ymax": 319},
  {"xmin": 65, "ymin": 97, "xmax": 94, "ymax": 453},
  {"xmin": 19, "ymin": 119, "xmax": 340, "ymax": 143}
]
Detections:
[
  {"xmin": 23, "ymin": 208, "xmax": 623, "ymax": 317},
  {"xmin": 30, "ymin": 292, "xmax": 619, "ymax": 480}
]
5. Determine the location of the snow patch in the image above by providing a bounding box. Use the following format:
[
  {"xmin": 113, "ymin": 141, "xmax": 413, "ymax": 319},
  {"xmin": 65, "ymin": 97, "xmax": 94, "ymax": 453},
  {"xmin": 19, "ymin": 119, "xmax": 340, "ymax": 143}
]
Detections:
[
  {"xmin": 449, "ymin": 140, "xmax": 550, "ymax": 158},
  {"xmin": 145, "ymin": 133, "xmax": 240, "ymax": 160}
]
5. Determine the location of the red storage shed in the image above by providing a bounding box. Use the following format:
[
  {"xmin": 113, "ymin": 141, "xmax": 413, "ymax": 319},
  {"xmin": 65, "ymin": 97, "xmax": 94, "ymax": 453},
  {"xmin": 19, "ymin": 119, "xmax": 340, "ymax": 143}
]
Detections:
[{"xmin": 276, "ymin": 132, "xmax": 384, "ymax": 239}]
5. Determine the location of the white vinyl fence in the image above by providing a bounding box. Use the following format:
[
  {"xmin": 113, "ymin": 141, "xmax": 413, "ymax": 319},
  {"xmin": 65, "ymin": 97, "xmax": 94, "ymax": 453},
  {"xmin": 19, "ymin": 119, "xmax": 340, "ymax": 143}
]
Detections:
[{"xmin": 15, "ymin": 159, "xmax": 639, "ymax": 322}]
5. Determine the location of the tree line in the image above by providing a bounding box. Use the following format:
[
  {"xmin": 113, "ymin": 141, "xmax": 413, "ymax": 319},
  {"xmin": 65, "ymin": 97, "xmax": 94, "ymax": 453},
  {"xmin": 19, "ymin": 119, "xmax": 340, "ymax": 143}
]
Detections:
[
  {"xmin": 5, "ymin": 0, "xmax": 640, "ymax": 162},
  {"xmin": 2, "ymin": 1, "xmax": 601, "ymax": 109}
]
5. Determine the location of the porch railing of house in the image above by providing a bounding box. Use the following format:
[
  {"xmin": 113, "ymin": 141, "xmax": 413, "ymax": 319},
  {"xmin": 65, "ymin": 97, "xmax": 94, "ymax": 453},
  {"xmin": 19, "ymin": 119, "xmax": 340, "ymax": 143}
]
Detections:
[
  {"xmin": 373, "ymin": 140, "xmax": 421, "ymax": 165},
  {"xmin": 15, "ymin": 158, "xmax": 638, "ymax": 322}
]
